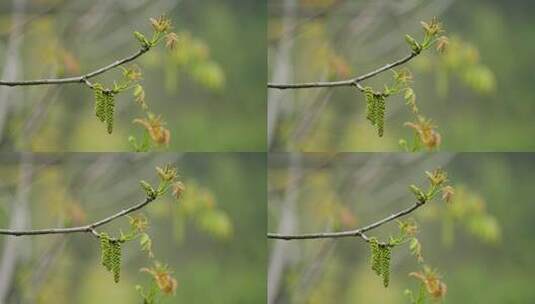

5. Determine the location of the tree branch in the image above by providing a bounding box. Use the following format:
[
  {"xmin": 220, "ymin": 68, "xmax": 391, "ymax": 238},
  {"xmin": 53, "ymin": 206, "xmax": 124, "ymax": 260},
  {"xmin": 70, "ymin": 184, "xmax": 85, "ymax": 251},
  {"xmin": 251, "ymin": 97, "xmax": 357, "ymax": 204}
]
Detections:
[
  {"xmin": 267, "ymin": 52, "xmax": 417, "ymax": 89},
  {"xmin": 267, "ymin": 199, "xmax": 424, "ymax": 241},
  {"xmin": 0, "ymin": 46, "xmax": 149, "ymax": 88},
  {"xmin": 0, "ymin": 195, "xmax": 155, "ymax": 237}
]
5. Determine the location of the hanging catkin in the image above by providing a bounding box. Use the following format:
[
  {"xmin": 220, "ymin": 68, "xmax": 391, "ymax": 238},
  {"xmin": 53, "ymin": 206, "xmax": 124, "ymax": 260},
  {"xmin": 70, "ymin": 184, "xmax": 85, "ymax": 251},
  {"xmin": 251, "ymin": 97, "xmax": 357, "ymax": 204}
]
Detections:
[
  {"xmin": 370, "ymin": 238, "xmax": 392, "ymax": 287},
  {"xmin": 364, "ymin": 87, "xmax": 386, "ymax": 137},
  {"xmin": 93, "ymin": 84, "xmax": 115, "ymax": 134},
  {"xmin": 100, "ymin": 233, "xmax": 122, "ymax": 283}
]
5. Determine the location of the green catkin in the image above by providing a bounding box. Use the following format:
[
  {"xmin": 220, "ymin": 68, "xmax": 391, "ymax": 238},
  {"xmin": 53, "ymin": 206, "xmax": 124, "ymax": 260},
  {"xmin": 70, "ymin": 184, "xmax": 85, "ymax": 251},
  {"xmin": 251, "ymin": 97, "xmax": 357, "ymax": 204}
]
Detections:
[
  {"xmin": 94, "ymin": 85, "xmax": 106, "ymax": 123},
  {"xmin": 364, "ymin": 88, "xmax": 386, "ymax": 137},
  {"xmin": 104, "ymin": 91, "xmax": 115, "ymax": 134},
  {"xmin": 110, "ymin": 240, "xmax": 121, "ymax": 283},
  {"xmin": 364, "ymin": 88, "xmax": 376, "ymax": 125},
  {"xmin": 99, "ymin": 233, "xmax": 122, "ymax": 283},
  {"xmin": 370, "ymin": 238, "xmax": 392, "ymax": 287},
  {"xmin": 376, "ymin": 94, "xmax": 385, "ymax": 137},
  {"xmin": 100, "ymin": 234, "xmax": 112, "ymax": 270},
  {"xmin": 93, "ymin": 84, "xmax": 116, "ymax": 134}
]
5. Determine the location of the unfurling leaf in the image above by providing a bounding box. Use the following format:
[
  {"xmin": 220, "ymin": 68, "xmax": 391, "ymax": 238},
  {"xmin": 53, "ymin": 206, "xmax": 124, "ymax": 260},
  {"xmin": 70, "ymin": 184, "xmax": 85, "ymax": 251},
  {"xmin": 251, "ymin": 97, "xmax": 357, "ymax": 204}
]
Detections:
[
  {"xmin": 172, "ymin": 181, "xmax": 186, "ymax": 200},
  {"xmin": 436, "ymin": 36, "xmax": 449, "ymax": 53},
  {"xmin": 128, "ymin": 214, "xmax": 149, "ymax": 232},
  {"xmin": 133, "ymin": 84, "xmax": 148, "ymax": 110},
  {"xmin": 405, "ymin": 116, "xmax": 442, "ymax": 150},
  {"xmin": 141, "ymin": 262, "xmax": 178, "ymax": 295},
  {"xmin": 140, "ymin": 180, "xmax": 156, "ymax": 198},
  {"xmin": 133, "ymin": 113, "xmax": 171, "ymax": 146},
  {"xmin": 409, "ymin": 238, "xmax": 424, "ymax": 263},
  {"xmin": 150, "ymin": 15, "xmax": 172, "ymax": 33},
  {"xmin": 441, "ymin": 185, "xmax": 455, "ymax": 203},
  {"xmin": 425, "ymin": 168, "xmax": 448, "ymax": 187},
  {"xmin": 420, "ymin": 17, "xmax": 444, "ymax": 37},
  {"xmin": 409, "ymin": 185, "xmax": 427, "ymax": 203},
  {"xmin": 156, "ymin": 165, "xmax": 178, "ymax": 182},
  {"xmin": 410, "ymin": 267, "xmax": 447, "ymax": 300},
  {"xmin": 404, "ymin": 88, "xmax": 418, "ymax": 113},
  {"xmin": 165, "ymin": 32, "xmax": 179, "ymax": 50},
  {"xmin": 405, "ymin": 34, "xmax": 422, "ymax": 54},
  {"xmin": 122, "ymin": 65, "xmax": 142, "ymax": 81},
  {"xmin": 139, "ymin": 233, "xmax": 154, "ymax": 258},
  {"xmin": 134, "ymin": 31, "xmax": 151, "ymax": 49}
]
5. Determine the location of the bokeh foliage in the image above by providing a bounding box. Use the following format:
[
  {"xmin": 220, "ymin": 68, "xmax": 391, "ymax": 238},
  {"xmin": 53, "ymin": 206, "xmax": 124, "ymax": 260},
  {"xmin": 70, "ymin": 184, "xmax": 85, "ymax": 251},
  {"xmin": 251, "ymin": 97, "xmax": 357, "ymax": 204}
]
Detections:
[
  {"xmin": 0, "ymin": 0, "xmax": 266, "ymax": 151},
  {"xmin": 0, "ymin": 153, "xmax": 266, "ymax": 303},
  {"xmin": 268, "ymin": 0, "xmax": 532, "ymax": 151},
  {"xmin": 268, "ymin": 153, "xmax": 533, "ymax": 303}
]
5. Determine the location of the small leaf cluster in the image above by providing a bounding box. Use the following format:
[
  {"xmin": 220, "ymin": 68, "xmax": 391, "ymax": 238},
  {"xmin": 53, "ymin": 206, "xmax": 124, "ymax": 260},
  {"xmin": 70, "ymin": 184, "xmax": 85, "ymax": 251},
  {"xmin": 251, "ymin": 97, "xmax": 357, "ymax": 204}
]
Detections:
[
  {"xmin": 408, "ymin": 168, "xmax": 452, "ymax": 205},
  {"xmin": 405, "ymin": 17, "xmax": 448, "ymax": 55},
  {"xmin": 407, "ymin": 267, "xmax": 447, "ymax": 302},
  {"xmin": 401, "ymin": 116, "xmax": 441, "ymax": 152},
  {"xmin": 131, "ymin": 113, "xmax": 171, "ymax": 151},
  {"xmin": 134, "ymin": 15, "xmax": 178, "ymax": 52},
  {"xmin": 139, "ymin": 164, "xmax": 185, "ymax": 202}
]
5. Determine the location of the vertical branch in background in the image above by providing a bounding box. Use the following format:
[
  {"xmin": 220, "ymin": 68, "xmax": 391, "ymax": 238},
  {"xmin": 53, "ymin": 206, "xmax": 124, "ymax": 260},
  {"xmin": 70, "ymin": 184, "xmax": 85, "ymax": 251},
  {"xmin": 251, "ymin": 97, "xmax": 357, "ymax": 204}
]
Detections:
[
  {"xmin": 0, "ymin": 153, "xmax": 33, "ymax": 302},
  {"xmin": 268, "ymin": 153, "xmax": 301, "ymax": 304},
  {"xmin": 0, "ymin": 0, "xmax": 26, "ymax": 144},
  {"xmin": 267, "ymin": 0, "xmax": 297, "ymax": 149}
]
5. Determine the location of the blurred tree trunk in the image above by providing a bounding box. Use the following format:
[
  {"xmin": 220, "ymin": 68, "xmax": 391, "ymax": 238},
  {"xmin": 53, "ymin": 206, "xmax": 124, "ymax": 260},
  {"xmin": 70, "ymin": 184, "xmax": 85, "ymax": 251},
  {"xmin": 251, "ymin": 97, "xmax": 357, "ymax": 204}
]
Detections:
[
  {"xmin": 0, "ymin": 153, "xmax": 33, "ymax": 303},
  {"xmin": 0, "ymin": 0, "xmax": 26, "ymax": 144}
]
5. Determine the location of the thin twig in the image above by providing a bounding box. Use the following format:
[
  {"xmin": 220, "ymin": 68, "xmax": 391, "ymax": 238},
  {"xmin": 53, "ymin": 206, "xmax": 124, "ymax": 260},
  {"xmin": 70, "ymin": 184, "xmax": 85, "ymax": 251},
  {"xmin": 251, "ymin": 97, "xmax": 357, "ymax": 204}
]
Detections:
[
  {"xmin": 0, "ymin": 195, "xmax": 155, "ymax": 237},
  {"xmin": 0, "ymin": 46, "xmax": 149, "ymax": 88},
  {"xmin": 267, "ymin": 52, "xmax": 417, "ymax": 89},
  {"xmin": 267, "ymin": 200, "xmax": 424, "ymax": 241}
]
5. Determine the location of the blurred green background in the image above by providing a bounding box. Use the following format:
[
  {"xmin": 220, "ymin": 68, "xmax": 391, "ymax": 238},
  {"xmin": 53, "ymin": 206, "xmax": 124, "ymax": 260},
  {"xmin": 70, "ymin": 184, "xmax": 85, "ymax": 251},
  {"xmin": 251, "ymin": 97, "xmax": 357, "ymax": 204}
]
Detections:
[
  {"xmin": 268, "ymin": 0, "xmax": 534, "ymax": 151},
  {"xmin": 0, "ymin": 153, "xmax": 266, "ymax": 303},
  {"xmin": 0, "ymin": 0, "xmax": 266, "ymax": 151},
  {"xmin": 268, "ymin": 153, "xmax": 534, "ymax": 303}
]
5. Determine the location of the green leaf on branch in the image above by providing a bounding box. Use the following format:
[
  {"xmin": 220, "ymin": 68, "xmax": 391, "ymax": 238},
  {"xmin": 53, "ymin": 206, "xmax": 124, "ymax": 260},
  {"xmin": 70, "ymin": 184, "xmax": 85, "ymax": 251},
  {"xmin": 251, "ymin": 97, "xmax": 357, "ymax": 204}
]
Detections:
[
  {"xmin": 140, "ymin": 180, "xmax": 157, "ymax": 198},
  {"xmin": 405, "ymin": 34, "xmax": 422, "ymax": 54},
  {"xmin": 134, "ymin": 31, "xmax": 151, "ymax": 49},
  {"xmin": 409, "ymin": 185, "xmax": 427, "ymax": 203}
]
